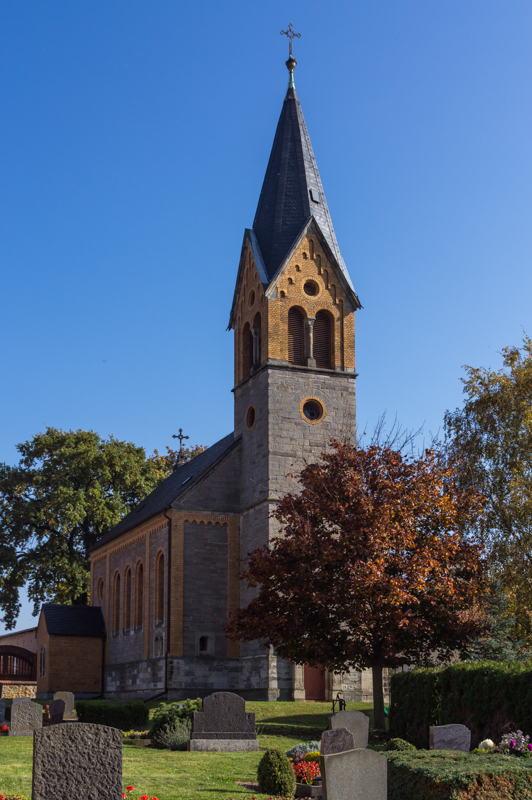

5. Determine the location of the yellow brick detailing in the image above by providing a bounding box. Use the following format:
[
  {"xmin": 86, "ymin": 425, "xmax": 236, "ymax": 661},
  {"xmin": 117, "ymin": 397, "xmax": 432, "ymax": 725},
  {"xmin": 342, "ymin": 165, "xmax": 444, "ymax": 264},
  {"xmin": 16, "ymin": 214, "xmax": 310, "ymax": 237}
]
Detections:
[{"xmin": 234, "ymin": 233, "xmax": 355, "ymax": 383}]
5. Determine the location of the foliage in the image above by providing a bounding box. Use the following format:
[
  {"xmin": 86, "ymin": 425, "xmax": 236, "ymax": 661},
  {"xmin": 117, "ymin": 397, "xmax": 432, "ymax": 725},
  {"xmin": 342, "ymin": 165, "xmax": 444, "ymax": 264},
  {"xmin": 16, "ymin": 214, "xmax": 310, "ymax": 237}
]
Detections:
[
  {"xmin": 284, "ymin": 741, "xmax": 320, "ymax": 762},
  {"xmin": 463, "ymin": 579, "xmax": 530, "ymax": 663},
  {"xmin": 0, "ymin": 427, "xmax": 162, "ymax": 627},
  {"xmin": 292, "ymin": 760, "xmax": 320, "ymax": 784},
  {"xmin": 153, "ymin": 719, "xmax": 191, "ymax": 751},
  {"xmin": 257, "ymin": 748, "xmax": 296, "ymax": 797},
  {"xmin": 386, "ymin": 749, "xmax": 532, "ymax": 800},
  {"xmin": 150, "ymin": 444, "xmax": 209, "ymax": 479},
  {"xmin": 0, "ymin": 796, "xmax": 27, "ymax": 800},
  {"xmin": 385, "ymin": 738, "xmax": 417, "ymax": 751},
  {"xmin": 149, "ymin": 699, "xmax": 202, "ymax": 743},
  {"xmin": 122, "ymin": 730, "xmax": 150, "ymax": 740},
  {"xmin": 444, "ymin": 336, "xmax": 532, "ymax": 643},
  {"xmin": 227, "ymin": 439, "xmax": 487, "ymax": 729},
  {"xmin": 75, "ymin": 700, "xmax": 149, "ymax": 731},
  {"xmin": 303, "ymin": 751, "xmax": 321, "ymax": 761},
  {"xmin": 390, "ymin": 661, "xmax": 532, "ymax": 748}
]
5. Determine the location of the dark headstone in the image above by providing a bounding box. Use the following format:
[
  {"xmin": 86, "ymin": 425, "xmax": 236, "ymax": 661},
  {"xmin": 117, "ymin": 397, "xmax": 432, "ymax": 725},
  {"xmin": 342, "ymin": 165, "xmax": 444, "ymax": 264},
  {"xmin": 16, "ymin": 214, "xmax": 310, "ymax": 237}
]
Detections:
[
  {"xmin": 32, "ymin": 723, "xmax": 122, "ymax": 800},
  {"xmin": 49, "ymin": 699, "xmax": 65, "ymax": 725},
  {"xmin": 321, "ymin": 727, "xmax": 355, "ymax": 755},
  {"xmin": 0, "ymin": 699, "xmax": 5, "ymax": 724},
  {"xmin": 190, "ymin": 692, "xmax": 256, "ymax": 740},
  {"xmin": 430, "ymin": 724, "xmax": 471, "ymax": 752},
  {"xmin": 53, "ymin": 691, "xmax": 75, "ymax": 720}
]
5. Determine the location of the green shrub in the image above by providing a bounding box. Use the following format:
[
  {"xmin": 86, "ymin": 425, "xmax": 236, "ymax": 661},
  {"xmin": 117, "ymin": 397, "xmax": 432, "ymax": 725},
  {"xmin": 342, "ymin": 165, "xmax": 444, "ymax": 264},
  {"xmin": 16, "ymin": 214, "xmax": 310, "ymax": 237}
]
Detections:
[
  {"xmin": 284, "ymin": 741, "xmax": 320, "ymax": 760},
  {"xmin": 385, "ymin": 738, "xmax": 416, "ymax": 751},
  {"xmin": 153, "ymin": 718, "xmax": 191, "ymax": 751},
  {"xmin": 390, "ymin": 660, "xmax": 532, "ymax": 749},
  {"xmin": 257, "ymin": 748, "xmax": 296, "ymax": 796},
  {"xmin": 385, "ymin": 749, "xmax": 532, "ymax": 800},
  {"xmin": 75, "ymin": 700, "xmax": 148, "ymax": 731},
  {"xmin": 148, "ymin": 698, "xmax": 202, "ymax": 742},
  {"xmin": 304, "ymin": 751, "xmax": 321, "ymax": 762}
]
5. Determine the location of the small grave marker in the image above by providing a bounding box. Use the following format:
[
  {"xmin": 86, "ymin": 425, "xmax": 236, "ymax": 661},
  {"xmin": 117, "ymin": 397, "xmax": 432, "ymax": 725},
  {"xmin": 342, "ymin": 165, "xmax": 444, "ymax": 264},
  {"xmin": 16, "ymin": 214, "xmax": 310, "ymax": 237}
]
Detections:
[
  {"xmin": 52, "ymin": 691, "xmax": 75, "ymax": 720},
  {"xmin": 189, "ymin": 691, "xmax": 258, "ymax": 751},
  {"xmin": 320, "ymin": 748, "xmax": 387, "ymax": 800},
  {"xmin": 321, "ymin": 727, "xmax": 355, "ymax": 755},
  {"xmin": 430, "ymin": 724, "xmax": 471, "ymax": 752},
  {"xmin": 10, "ymin": 700, "xmax": 42, "ymax": 736},
  {"xmin": 328, "ymin": 710, "xmax": 369, "ymax": 749},
  {"xmin": 49, "ymin": 699, "xmax": 65, "ymax": 725}
]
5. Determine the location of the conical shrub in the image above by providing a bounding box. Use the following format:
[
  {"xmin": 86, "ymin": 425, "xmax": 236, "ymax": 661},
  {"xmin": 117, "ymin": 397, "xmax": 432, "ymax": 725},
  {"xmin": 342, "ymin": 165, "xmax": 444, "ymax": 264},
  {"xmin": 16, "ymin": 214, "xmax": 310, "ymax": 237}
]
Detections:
[{"xmin": 257, "ymin": 748, "xmax": 296, "ymax": 796}]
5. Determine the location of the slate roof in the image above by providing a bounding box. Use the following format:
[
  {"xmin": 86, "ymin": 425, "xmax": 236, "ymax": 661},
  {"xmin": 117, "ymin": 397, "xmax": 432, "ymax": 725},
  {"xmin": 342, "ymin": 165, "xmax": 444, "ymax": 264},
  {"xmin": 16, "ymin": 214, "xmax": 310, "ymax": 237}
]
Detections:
[
  {"xmin": 253, "ymin": 85, "xmax": 354, "ymax": 290},
  {"xmin": 93, "ymin": 432, "xmax": 239, "ymax": 549},
  {"xmin": 42, "ymin": 604, "xmax": 106, "ymax": 637}
]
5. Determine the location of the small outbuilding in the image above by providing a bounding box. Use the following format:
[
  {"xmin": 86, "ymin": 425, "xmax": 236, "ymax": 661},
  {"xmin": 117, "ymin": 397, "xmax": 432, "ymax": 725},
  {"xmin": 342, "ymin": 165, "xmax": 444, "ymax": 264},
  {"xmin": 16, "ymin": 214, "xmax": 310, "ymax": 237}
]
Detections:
[{"xmin": 36, "ymin": 604, "xmax": 106, "ymax": 699}]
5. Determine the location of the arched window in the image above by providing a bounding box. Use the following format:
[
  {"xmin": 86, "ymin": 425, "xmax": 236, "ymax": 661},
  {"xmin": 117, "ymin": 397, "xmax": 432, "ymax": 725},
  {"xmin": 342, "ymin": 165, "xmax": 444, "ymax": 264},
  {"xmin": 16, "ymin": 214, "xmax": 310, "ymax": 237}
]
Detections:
[
  {"xmin": 123, "ymin": 566, "xmax": 132, "ymax": 631},
  {"xmin": 155, "ymin": 552, "xmax": 165, "ymax": 624},
  {"xmin": 288, "ymin": 307, "xmax": 305, "ymax": 365},
  {"xmin": 242, "ymin": 322, "xmax": 253, "ymax": 378},
  {"xmin": 112, "ymin": 571, "xmax": 121, "ymax": 634},
  {"xmin": 135, "ymin": 561, "xmax": 144, "ymax": 629},
  {"xmin": 309, "ymin": 239, "xmax": 314, "ymax": 259},
  {"xmin": 252, "ymin": 312, "xmax": 261, "ymax": 367},
  {"xmin": 96, "ymin": 577, "xmax": 104, "ymax": 606},
  {"xmin": 314, "ymin": 311, "xmax": 333, "ymax": 369}
]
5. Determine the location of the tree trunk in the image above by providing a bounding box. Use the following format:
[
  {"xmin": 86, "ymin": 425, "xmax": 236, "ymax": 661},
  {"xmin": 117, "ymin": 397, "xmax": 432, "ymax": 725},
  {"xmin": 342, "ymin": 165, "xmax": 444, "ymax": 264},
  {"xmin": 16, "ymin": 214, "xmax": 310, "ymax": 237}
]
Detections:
[{"xmin": 372, "ymin": 662, "xmax": 385, "ymax": 730}]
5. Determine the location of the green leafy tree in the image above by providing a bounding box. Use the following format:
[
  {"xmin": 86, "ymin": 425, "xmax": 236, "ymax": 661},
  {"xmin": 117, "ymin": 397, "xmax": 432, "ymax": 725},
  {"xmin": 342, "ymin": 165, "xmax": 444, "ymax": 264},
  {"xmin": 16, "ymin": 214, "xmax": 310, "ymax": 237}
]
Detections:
[
  {"xmin": 464, "ymin": 579, "xmax": 530, "ymax": 663},
  {"xmin": 0, "ymin": 427, "xmax": 162, "ymax": 629},
  {"xmin": 444, "ymin": 335, "xmax": 532, "ymax": 641},
  {"xmin": 149, "ymin": 444, "xmax": 208, "ymax": 480}
]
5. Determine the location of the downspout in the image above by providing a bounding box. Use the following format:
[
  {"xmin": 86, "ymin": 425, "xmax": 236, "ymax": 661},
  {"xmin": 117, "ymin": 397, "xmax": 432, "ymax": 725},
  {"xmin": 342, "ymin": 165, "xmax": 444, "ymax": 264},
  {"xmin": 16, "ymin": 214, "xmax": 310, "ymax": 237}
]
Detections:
[{"xmin": 163, "ymin": 507, "xmax": 172, "ymax": 700}]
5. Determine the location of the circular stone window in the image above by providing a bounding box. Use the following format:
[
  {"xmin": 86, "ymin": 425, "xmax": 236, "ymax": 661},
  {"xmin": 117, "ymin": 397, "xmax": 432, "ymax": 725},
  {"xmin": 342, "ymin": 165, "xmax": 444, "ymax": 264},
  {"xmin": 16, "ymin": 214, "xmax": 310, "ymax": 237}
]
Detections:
[
  {"xmin": 299, "ymin": 396, "xmax": 326, "ymax": 425},
  {"xmin": 303, "ymin": 280, "xmax": 319, "ymax": 297},
  {"xmin": 246, "ymin": 404, "xmax": 256, "ymax": 430},
  {"xmin": 249, "ymin": 290, "xmax": 256, "ymax": 308}
]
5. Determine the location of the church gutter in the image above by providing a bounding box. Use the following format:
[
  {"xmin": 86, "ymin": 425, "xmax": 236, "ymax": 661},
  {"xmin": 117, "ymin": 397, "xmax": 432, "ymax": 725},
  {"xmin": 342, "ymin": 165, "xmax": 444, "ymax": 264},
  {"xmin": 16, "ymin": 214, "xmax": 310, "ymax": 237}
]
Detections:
[{"xmin": 163, "ymin": 507, "xmax": 172, "ymax": 699}]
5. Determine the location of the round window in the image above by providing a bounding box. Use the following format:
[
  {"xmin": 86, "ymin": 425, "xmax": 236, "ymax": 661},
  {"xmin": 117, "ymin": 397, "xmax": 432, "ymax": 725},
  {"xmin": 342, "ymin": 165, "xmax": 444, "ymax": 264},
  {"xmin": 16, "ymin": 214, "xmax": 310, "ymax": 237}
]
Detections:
[
  {"xmin": 249, "ymin": 290, "xmax": 256, "ymax": 307},
  {"xmin": 299, "ymin": 396, "xmax": 326, "ymax": 424},
  {"xmin": 246, "ymin": 405, "xmax": 256, "ymax": 429},
  {"xmin": 303, "ymin": 280, "xmax": 319, "ymax": 297}
]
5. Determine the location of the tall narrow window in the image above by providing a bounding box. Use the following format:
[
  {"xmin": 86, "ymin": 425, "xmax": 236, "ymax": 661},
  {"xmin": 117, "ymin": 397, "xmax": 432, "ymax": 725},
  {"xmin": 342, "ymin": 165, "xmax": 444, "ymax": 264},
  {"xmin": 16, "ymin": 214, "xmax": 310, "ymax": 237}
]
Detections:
[
  {"xmin": 252, "ymin": 312, "xmax": 261, "ymax": 368},
  {"xmin": 39, "ymin": 646, "xmax": 46, "ymax": 678},
  {"xmin": 135, "ymin": 561, "xmax": 144, "ymax": 629},
  {"xmin": 112, "ymin": 571, "xmax": 121, "ymax": 633},
  {"xmin": 123, "ymin": 566, "xmax": 132, "ymax": 631},
  {"xmin": 314, "ymin": 310, "xmax": 333, "ymax": 369},
  {"xmin": 155, "ymin": 552, "xmax": 165, "ymax": 624},
  {"xmin": 242, "ymin": 323, "xmax": 253, "ymax": 378},
  {"xmin": 96, "ymin": 577, "xmax": 104, "ymax": 606},
  {"xmin": 288, "ymin": 307, "xmax": 305, "ymax": 365}
]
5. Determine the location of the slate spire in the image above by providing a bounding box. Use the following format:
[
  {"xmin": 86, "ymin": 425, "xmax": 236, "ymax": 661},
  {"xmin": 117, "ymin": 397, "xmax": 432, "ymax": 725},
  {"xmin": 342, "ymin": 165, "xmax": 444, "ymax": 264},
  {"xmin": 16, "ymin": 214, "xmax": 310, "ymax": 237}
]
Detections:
[{"xmin": 252, "ymin": 60, "xmax": 353, "ymax": 288}]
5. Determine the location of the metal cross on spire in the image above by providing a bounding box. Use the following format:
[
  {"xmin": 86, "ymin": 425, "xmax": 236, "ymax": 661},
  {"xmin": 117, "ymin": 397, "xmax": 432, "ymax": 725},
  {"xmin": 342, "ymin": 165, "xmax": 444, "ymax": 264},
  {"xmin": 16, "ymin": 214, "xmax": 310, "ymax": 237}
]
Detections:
[
  {"xmin": 280, "ymin": 22, "xmax": 301, "ymax": 58},
  {"xmin": 172, "ymin": 428, "xmax": 189, "ymax": 468}
]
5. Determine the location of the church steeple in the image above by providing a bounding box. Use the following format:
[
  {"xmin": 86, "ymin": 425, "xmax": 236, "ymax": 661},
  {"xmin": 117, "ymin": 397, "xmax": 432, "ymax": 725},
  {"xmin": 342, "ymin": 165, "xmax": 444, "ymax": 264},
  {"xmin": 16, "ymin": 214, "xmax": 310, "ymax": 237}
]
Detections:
[{"xmin": 252, "ymin": 53, "xmax": 353, "ymax": 290}]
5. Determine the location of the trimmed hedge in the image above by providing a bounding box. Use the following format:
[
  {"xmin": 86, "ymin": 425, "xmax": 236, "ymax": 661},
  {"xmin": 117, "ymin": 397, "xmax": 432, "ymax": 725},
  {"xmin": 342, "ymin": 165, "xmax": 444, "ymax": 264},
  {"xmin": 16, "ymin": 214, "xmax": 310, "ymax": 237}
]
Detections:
[
  {"xmin": 76, "ymin": 700, "xmax": 148, "ymax": 730},
  {"xmin": 257, "ymin": 748, "xmax": 296, "ymax": 797},
  {"xmin": 386, "ymin": 750, "xmax": 532, "ymax": 800},
  {"xmin": 390, "ymin": 661, "xmax": 532, "ymax": 748}
]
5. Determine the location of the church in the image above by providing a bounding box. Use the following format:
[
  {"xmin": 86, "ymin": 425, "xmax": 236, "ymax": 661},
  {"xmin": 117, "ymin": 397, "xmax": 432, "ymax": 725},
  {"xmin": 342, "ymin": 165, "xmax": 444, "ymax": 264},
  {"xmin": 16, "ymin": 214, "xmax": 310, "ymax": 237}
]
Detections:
[{"xmin": 68, "ymin": 47, "xmax": 372, "ymax": 702}]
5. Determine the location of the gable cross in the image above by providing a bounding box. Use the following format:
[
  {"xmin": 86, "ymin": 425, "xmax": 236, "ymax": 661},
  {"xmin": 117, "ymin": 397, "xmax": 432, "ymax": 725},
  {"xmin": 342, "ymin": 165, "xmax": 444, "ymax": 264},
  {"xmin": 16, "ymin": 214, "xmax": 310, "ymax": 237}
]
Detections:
[{"xmin": 172, "ymin": 428, "xmax": 189, "ymax": 467}]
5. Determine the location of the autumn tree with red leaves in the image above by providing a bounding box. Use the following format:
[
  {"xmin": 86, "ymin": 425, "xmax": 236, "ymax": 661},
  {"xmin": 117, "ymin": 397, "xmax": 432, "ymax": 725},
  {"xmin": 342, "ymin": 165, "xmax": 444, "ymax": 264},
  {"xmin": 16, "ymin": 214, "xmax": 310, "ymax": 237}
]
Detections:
[{"xmin": 226, "ymin": 440, "xmax": 487, "ymax": 729}]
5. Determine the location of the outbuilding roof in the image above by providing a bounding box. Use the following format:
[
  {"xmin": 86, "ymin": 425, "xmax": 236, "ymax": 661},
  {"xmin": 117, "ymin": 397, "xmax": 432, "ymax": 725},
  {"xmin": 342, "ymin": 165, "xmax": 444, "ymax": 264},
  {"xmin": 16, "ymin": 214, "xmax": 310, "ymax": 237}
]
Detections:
[{"xmin": 42, "ymin": 604, "xmax": 106, "ymax": 637}]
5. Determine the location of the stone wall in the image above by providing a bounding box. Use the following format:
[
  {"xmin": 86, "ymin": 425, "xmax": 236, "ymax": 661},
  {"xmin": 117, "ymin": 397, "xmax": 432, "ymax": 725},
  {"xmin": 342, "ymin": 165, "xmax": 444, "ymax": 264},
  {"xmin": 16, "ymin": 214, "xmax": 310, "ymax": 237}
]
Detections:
[
  {"xmin": 104, "ymin": 656, "xmax": 165, "ymax": 698},
  {"xmin": 0, "ymin": 682, "xmax": 37, "ymax": 698}
]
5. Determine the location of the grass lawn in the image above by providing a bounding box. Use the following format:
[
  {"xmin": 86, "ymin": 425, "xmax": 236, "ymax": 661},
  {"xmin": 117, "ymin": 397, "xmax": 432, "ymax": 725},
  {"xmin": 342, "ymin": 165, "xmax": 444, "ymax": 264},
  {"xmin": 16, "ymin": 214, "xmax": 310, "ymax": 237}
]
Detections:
[{"xmin": 0, "ymin": 701, "xmax": 377, "ymax": 799}]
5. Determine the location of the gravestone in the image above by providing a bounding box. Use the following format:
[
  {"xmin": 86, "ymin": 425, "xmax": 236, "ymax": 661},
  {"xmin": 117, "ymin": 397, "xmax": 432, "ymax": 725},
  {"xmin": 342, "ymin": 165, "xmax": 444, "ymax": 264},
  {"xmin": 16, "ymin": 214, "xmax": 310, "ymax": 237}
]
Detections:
[
  {"xmin": 0, "ymin": 699, "xmax": 6, "ymax": 724},
  {"xmin": 12, "ymin": 696, "xmax": 32, "ymax": 706},
  {"xmin": 49, "ymin": 699, "xmax": 65, "ymax": 725},
  {"xmin": 328, "ymin": 710, "xmax": 369, "ymax": 749},
  {"xmin": 321, "ymin": 727, "xmax": 355, "ymax": 755},
  {"xmin": 32, "ymin": 723, "xmax": 122, "ymax": 800},
  {"xmin": 53, "ymin": 691, "xmax": 75, "ymax": 720},
  {"xmin": 430, "ymin": 724, "xmax": 471, "ymax": 752},
  {"xmin": 10, "ymin": 700, "xmax": 42, "ymax": 736},
  {"xmin": 188, "ymin": 691, "xmax": 258, "ymax": 751},
  {"xmin": 320, "ymin": 748, "xmax": 387, "ymax": 800}
]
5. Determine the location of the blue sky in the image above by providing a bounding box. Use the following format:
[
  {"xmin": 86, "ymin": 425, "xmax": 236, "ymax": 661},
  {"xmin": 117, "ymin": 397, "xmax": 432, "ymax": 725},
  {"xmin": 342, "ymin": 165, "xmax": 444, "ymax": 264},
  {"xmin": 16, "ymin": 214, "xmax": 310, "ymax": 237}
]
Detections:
[{"xmin": 1, "ymin": 0, "xmax": 531, "ymax": 632}]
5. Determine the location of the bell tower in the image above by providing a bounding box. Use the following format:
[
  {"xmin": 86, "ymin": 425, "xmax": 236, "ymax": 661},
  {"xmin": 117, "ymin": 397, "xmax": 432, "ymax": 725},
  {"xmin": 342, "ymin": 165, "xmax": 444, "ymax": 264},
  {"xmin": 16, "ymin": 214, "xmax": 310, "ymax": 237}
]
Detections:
[{"xmin": 229, "ymin": 42, "xmax": 361, "ymax": 699}]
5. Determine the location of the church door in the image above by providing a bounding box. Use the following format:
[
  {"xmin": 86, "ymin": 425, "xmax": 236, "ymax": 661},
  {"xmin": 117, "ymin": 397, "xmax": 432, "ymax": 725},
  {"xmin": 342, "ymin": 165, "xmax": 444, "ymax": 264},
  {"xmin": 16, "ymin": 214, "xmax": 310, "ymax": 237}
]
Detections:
[{"xmin": 304, "ymin": 664, "xmax": 326, "ymax": 700}]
